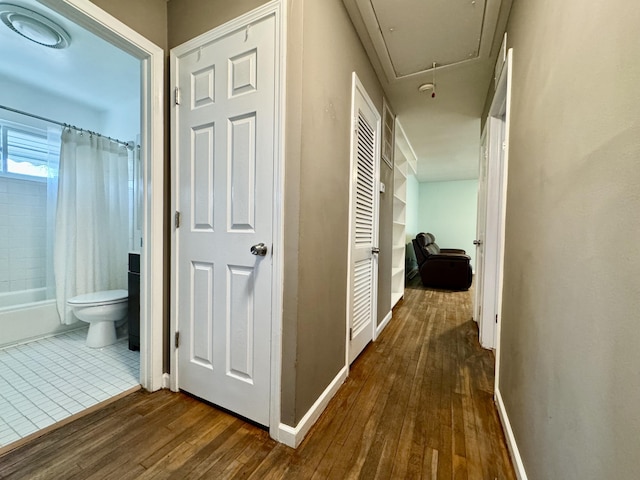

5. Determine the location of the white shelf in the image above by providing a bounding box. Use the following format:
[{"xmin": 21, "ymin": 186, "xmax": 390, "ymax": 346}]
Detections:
[
  {"xmin": 393, "ymin": 222, "xmax": 405, "ymax": 234},
  {"xmin": 391, "ymin": 291, "xmax": 403, "ymax": 307},
  {"xmin": 393, "ymin": 192, "xmax": 406, "ymax": 202},
  {"xmin": 391, "ymin": 119, "xmax": 408, "ymax": 309},
  {"xmin": 392, "ymin": 245, "xmax": 404, "ymax": 263},
  {"xmin": 394, "ymin": 167, "xmax": 407, "ymax": 180}
]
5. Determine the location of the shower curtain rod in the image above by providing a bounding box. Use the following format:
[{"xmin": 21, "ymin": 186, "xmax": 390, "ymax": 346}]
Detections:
[{"xmin": 0, "ymin": 104, "xmax": 137, "ymax": 150}]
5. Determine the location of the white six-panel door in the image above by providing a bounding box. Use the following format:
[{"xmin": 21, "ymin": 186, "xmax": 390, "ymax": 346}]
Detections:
[{"xmin": 172, "ymin": 12, "xmax": 277, "ymax": 426}]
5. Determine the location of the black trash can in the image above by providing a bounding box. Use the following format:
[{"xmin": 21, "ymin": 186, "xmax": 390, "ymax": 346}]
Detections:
[{"xmin": 128, "ymin": 253, "xmax": 140, "ymax": 351}]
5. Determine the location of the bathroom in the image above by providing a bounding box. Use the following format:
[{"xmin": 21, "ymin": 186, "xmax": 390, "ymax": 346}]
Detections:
[{"xmin": 0, "ymin": 0, "xmax": 143, "ymax": 448}]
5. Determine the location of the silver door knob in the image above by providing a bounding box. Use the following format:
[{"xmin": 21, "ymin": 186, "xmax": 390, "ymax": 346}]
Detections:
[
  {"xmin": 251, "ymin": 243, "xmax": 268, "ymax": 256},
  {"xmin": 372, "ymin": 247, "xmax": 380, "ymax": 254},
  {"xmin": 473, "ymin": 239, "xmax": 483, "ymax": 245}
]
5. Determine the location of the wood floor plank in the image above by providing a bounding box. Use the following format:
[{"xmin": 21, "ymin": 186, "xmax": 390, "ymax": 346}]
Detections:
[
  {"xmin": 138, "ymin": 400, "xmax": 222, "ymax": 469},
  {"xmin": 245, "ymin": 445, "xmax": 290, "ymax": 480},
  {"xmin": 218, "ymin": 430, "xmax": 275, "ymax": 479},
  {"xmin": 405, "ymin": 312, "xmax": 438, "ymax": 479},
  {"xmin": 0, "ymin": 390, "xmax": 143, "ymax": 474},
  {"xmin": 69, "ymin": 398, "xmax": 196, "ymax": 480},
  {"xmin": 164, "ymin": 419, "xmax": 244, "ymax": 480},
  {"xmin": 349, "ymin": 314, "xmax": 421, "ymax": 479},
  {"xmin": 0, "ymin": 280, "xmax": 516, "ymax": 480},
  {"xmin": 422, "ymin": 446, "xmax": 439, "ymax": 480},
  {"xmin": 0, "ymin": 391, "xmax": 181, "ymax": 480}
]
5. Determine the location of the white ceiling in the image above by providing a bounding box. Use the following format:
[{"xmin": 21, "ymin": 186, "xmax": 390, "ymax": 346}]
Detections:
[
  {"xmin": 344, "ymin": 0, "xmax": 513, "ymax": 182},
  {"xmin": 0, "ymin": 0, "xmax": 139, "ymax": 114},
  {"xmin": 1, "ymin": 1, "xmax": 512, "ymax": 183}
]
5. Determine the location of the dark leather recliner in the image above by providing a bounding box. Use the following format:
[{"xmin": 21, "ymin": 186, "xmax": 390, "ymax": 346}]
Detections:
[
  {"xmin": 412, "ymin": 233, "xmax": 472, "ymax": 291},
  {"xmin": 422, "ymin": 232, "xmax": 467, "ymax": 256}
]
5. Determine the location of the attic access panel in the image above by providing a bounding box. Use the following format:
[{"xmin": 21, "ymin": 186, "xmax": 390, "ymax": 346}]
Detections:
[{"xmin": 370, "ymin": 0, "xmax": 486, "ymax": 77}]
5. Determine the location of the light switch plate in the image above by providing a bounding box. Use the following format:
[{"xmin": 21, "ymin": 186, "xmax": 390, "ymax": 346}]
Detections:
[{"xmin": 379, "ymin": 182, "xmax": 385, "ymax": 193}]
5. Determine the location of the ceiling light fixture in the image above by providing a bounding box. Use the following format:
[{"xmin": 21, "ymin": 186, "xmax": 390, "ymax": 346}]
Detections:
[
  {"xmin": 418, "ymin": 62, "xmax": 437, "ymax": 98},
  {"xmin": 0, "ymin": 4, "xmax": 71, "ymax": 49}
]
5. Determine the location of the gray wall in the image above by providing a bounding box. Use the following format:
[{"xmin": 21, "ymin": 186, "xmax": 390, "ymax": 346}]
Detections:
[
  {"xmin": 166, "ymin": 0, "xmax": 387, "ymax": 427},
  {"xmin": 284, "ymin": 0, "xmax": 386, "ymax": 425},
  {"xmin": 92, "ymin": 0, "xmax": 168, "ymax": 51},
  {"xmin": 498, "ymin": 0, "xmax": 640, "ymax": 478},
  {"xmin": 167, "ymin": 0, "xmax": 268, "ymax": 48}
]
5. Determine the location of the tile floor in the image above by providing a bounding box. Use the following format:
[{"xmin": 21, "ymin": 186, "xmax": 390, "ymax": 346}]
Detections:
[{"xmin": 0, "ymin": 329, "xmax": 139, "ymax": 448}]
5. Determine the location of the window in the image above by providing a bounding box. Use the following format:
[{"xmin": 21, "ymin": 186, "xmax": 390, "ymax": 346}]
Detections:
[{"xmin": 0, "ymin": 123, "xmax": 51, "ymax": 180}]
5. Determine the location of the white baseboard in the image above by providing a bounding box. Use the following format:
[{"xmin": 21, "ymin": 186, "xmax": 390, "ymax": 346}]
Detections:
[
  {"xmin": 375, "ymin": 310, "xmax": 392, "ymax": 339},
  {"xmin": 277, "ymin": 365, "xmax": 348, "ymax": 448},
  {"xmin": 495, "ymin": 388, "xmax": 528, "ymax": 480},
  {"xmin": 162, "ymin": 373, "xmax": 171, "ymax": 389}
]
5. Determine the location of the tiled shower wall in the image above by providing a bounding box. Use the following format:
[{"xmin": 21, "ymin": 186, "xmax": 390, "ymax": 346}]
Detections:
[{"xmin": 0, "ymin": 177, "xmax": 47, "ymax": 294}]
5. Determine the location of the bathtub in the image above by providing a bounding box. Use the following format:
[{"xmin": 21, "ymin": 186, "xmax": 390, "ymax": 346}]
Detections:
[{"xmin": 0, "ymin": 288, "xmax": 79, "ymax": 348}]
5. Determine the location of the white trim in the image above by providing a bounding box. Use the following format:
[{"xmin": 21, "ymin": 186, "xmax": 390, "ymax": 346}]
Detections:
[
  {"xmin": 276, "ymin": 366, "xmax": 348, "ymax": 448},
  {"xmin": 394, "ymin": 119, "xmax": 418, "ymax": 176},
  {"xmin": 381, "ymin": 98, "xmax": 394, "ymax": 170},
  {"xmin": 169, "ymin": 0, "xmax": 285, "ymax": 438},
  {"xmin": 478, "ymin": 48, "xmax": 512, "ymax": 356},
  {"xmin": 268, "ymin": 0, "xmax": 287, "ymax": 443},
  {"xmin": 495, "ymin": 388, "xmax": 529, "ymax": 480},
  {"xmin": 169, "ymin": 40, "xmax": 179, "ymax": 393},
  {"xmin": 345, "ymin": 74, "xmax": 355, "ymax": 369},
  {"xmin": 41, "ymin": 0, "xmax": 165, "ymax": 392},
  {"xmin": 375, "ymin": 310, "xmax": 392, "ymax": 339},
  {"xmin": 493, "ymin": 48, "xmax": 513, "ymax": 391},
  {"xmin": 494, "ymin": 33, "xmax": 508, "ymax": 89},
  {"xmin": 161, "ymin": 373, "xmax": 171, "ymax": 389}
]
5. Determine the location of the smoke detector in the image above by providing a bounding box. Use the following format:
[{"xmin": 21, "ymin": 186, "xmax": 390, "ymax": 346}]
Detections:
[
  {"xmin": 0, "ymin": 4, "xmax": 71, "ymax": 49},
  {"xmin": 419, "ymin": 62, "xmax": 438, "ymax": 98}
]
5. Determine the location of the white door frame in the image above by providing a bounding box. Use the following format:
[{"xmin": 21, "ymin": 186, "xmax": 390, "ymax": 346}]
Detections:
[
  {"xmin": 477, "ymin": 50, "xmax": 513, "ymax": 351},
  {"xmin": 492, "ymin": 48, "xmax": 512, "ymax": 392},
  {"xmin": 40, "ymin": 0, "xmax": 165, "ymax": 391},
  {"xmin": 169, "ymin": 0, "xmax": 286, "ymax": 439},
  {"xmin": 345, "ymin": 72, "xmax": 381, "ymax": 368}
]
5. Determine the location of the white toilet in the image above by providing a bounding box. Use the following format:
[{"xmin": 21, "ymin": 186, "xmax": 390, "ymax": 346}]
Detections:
[{"xmin": 67, "ymin": 290, "xmax": 129, "ymax": 348}]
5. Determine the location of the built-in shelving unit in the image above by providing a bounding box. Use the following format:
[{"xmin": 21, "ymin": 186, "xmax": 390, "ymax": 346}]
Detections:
[
  {"xmin": 391, "ymin": 138, "xmax": 407, "ymax": 307},
  {"xmin": 391, "ymin": 120, "xmax": 418, "ymax": 307}
]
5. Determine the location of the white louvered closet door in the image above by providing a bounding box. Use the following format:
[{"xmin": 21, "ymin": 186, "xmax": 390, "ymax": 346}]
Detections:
[{"xmin": 348, "ymin": 75, "xmax": 380, "ymax": 364}]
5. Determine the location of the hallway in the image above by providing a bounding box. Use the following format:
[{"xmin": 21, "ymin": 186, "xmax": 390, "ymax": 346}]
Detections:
[{"xmin": 0, "ymin": 283, "xmax": 515, "ymax": 479}]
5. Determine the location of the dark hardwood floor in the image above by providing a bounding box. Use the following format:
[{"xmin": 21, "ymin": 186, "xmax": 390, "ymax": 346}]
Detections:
[{"xmin": 0, "ymin": 281, "xmax": 515, "ymax": 479}]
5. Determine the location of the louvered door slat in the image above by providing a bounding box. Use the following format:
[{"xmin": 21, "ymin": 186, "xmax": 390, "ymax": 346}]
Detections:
[
  {"xmin": 354, "ymin": 112, "xmax": 375, "ymax": 247},
  {"xmin": 349, "ymin": 77, "xmax": 380, "ymax": 364}
]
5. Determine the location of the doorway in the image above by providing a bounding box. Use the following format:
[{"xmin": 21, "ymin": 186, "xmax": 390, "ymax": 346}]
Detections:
[
  {"xmin": 346, "ymin": 73, "xmax": 381, "ymax": 364},
  {"xmin": 170, "ymin": 2, "xmax": 285, "ymax": 431},
  {"xmin": 0, "ymin": 0, "xmax": 164, "ymax": 452},
  {"xmin": 474, "ymin": 48, "xmax": 513, "ymax": 355}
]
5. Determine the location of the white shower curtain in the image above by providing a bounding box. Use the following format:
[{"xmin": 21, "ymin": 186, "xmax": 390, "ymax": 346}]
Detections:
[{"xmin": 54, "ymin": 129, "xmax": 129, "ymax": 324}]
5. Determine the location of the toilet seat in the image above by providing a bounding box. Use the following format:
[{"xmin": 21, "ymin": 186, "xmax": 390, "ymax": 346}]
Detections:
[{"xmin": 67, "ymin": 289, "xmax": 128, "ymax": 307}]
